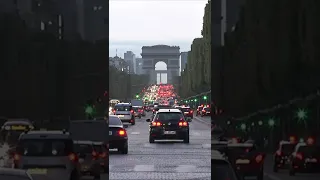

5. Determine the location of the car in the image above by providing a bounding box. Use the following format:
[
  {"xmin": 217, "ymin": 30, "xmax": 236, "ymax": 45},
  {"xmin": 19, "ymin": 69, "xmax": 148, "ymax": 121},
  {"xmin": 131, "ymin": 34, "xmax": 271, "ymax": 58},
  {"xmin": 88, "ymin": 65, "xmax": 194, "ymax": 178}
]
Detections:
[
  {"xmin": 1, "ymin": 120, "xmax": 34, "ymax": 146},
  {"xmin": 201, "ymin": 107, "xmax": 211, "ymax": 117},
  {"xmin": 212, "ymin": 140, "xmax": 228, "ymax": 155},
  {"xmin": 146, "ymin": 109, "xmax": 191, "ymax": 143},
  {"xmin": 196, "ymin": 106, "xmax": 203, "ymax": 116},
  {"xmin": 91, "ymin": 142, "xmax": 108, "ymax": 173},
  {"xmin": 114, "ymin": 103, "xmax": 135, "ymax": 125},
  {"xmin": 212, "ymin": 150, "xmax": 238, "ymax": 180},
  {"xmin": 226, "ymin": 143, "xmax": 265, "ymax": 180},
  {"xmin": 109, "ymin": 115, "xmax": 129, "ymax": 154},
  {"xmin": 0, "ymin": 168, "xmax": 34, "ymax": 180},
  {"xmin": 273, "ymin": 138, "xmax": 297, "ymax": 172},
  {"xmin": 12, "ymin": 130, "xmax": 81, "ymax": 180},
  {"xmin": 132, "ymin": 106, "xmax": 142, "ymax": 118},
  {"xmin": 288, "ymin": 137, "xmax": 320, "ymax": 176},
  {"xmin": 180, "ymin": 106, "xmax": 193, "ymax": 119},
  {"xmin": 73, "ymin": 141, "xmax": 102, "ymax": 179},
  {"xmin": 139, "ymin": 107, "xmax": 146, "ymax": 116}
]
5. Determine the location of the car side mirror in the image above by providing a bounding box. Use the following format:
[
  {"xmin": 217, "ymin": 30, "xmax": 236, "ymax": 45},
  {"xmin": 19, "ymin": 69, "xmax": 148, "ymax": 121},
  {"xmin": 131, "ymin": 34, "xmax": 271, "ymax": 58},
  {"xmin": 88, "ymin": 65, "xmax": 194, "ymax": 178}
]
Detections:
[
  {"xmin": 146, "ymin": 119, "xmax": 151, "ymax": 122},
  {"xmin": 186, "ymin": 117, "xmax": 192, "ymax": 122},
  {"xmin": 123, "ymin": 124, "xmax": 128, "ymax": 128}
]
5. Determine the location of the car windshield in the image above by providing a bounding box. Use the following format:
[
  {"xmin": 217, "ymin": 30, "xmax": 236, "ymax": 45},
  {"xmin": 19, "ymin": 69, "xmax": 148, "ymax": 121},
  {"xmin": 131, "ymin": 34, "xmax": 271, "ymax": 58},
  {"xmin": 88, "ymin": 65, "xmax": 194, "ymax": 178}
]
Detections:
[
  {"xmin": 115, "ymin": 106, "xmax": 131, "ymax": 111},
  {"xmin": 181, "ymin": 108, "xmax": 191, "ymax": 112},
  {"xmin": 109, "ymin": 116, "xmax": 122, "ymax": 125},
  {"xmin": 17, "ymin": 139, "xmax": 73, "ymax": 156},
  {"xmin": 155, "ymin": 112, "xmax": 184, "ymax": 122},
  {"xmin": 0, "ymin": 176, "xmax": 30, "ymax": 180}
]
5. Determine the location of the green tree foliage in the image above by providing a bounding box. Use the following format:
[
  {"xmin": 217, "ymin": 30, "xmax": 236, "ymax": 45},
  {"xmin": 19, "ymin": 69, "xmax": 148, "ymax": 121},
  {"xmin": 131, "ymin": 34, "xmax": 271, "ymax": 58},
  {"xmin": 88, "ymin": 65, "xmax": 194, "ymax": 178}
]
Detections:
[
  {"xmin": 0, "ymin": 12, "xmax": 108, "ymax": 120},
  {"xmin": 109, "ymin": 66, "xmax": 149, "ymax": 100},
  {"xmin": 179, "ymin": 0, "xmax": 211, "ymax": 98},
  {"xmin": 219, "ymin": 0, "xmax": 320, "ymax": 117}
]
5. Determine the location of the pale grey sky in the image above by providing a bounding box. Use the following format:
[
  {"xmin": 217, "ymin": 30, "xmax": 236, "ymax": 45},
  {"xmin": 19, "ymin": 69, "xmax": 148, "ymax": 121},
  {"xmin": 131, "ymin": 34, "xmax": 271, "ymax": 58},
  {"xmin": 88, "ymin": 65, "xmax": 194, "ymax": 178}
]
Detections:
[{"xmin": 109, "ymin": 0, "xmax": 208, "ymax": 83}]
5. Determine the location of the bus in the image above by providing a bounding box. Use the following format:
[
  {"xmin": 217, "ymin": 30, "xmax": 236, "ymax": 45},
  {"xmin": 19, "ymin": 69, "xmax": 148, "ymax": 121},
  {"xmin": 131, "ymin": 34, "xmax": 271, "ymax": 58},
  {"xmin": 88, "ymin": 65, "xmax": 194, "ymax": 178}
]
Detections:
[{"xmin": 109, "ymin": 99, "xmax": 120, "ymax": 112}]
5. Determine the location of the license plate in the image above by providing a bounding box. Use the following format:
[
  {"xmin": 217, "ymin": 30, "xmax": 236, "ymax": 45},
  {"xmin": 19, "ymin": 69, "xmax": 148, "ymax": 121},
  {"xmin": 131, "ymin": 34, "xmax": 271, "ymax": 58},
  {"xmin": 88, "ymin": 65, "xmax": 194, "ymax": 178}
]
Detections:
[
  {"xmin": 79, "ymin": 158, "xmax": 84, "ymax": 163},
  {"xmin": 118, "ymin": 115, "xmax": 124, "ymax": 117},
  {"xmin": 109, "ymin": 131, "xmax": 112, "ymax": 135},
  {"xmin": 27, "ymin": 168, "xmax": 47, "ymax": 175},
  {"xmin": 184, "ymin": 112, "xmax": 188, "ymax": 114},
  {"xmin": 236, "ymin": 159, "xmax": 250, "ymax": 164},
  {"xmin": 164, "ymin": 131, "xmax": 176, "ymax": 134},
  {"xmin": 305, "ymin": 158, "xmax": 317, "ymax": 162}
]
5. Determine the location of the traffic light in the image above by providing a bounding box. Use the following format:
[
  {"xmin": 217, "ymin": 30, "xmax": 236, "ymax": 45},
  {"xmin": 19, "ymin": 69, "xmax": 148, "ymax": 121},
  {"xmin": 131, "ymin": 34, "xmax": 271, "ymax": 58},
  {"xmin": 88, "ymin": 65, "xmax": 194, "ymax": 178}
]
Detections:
[
  {"xmin": 203, "ymin": 96, "xmax": 207, "ymax": 100},
  {"xmin": 136, "ymin": 94, "xmax": 139, "ymax": 98},
  {"xmin": 85, "ymin": 105, "xmax": 94, "ymax": 115},
  {"xmin": 268, "ymin": 118, "xmax": 275, "ymax": 127}
]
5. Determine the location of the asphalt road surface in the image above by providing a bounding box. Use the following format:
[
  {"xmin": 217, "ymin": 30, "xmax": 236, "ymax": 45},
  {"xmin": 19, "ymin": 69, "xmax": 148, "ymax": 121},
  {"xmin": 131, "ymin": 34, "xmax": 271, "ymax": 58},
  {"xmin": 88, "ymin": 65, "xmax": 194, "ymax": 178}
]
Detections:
[{"xmin": 109, "ymin": 112, "xmax": 211, "ymax": 180}]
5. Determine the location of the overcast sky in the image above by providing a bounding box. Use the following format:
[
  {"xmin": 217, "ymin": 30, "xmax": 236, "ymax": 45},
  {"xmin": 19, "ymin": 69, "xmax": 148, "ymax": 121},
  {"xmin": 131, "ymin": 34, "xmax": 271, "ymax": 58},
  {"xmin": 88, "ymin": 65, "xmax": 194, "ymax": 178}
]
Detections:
[{"xmin": 109, "ymin": 0, "xmax": 208, "ymax": 83}]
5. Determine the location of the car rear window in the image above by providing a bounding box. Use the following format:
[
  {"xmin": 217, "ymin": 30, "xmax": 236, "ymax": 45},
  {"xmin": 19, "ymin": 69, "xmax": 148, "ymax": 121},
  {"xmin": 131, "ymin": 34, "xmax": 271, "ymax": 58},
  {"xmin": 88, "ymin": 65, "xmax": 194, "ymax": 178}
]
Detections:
[
  {"xmin": 181, "ymin": 108, "xmax": 191, "ymax": 112},
  {"xmin": 17, "ymin": 139, "xmax": 73, "ymax": 156},
  {"xmin": 0, "ymin": 176, "xmax": 30, "ymax": 180},
  {"xmin": 109, "ymin": 116, "xmax": 122, "ymax": 125},
  {"xmin": 281, "ymin": 144, "xmax": 295, "ymax": 153},
  {"xmin": 198, "ymin": 107, "xmax": 203, "ymax": 110},
  {"xmin": 155, "ymin": 112, "xmax": 184, "ymax": 122},
  {"xmin": 298, "ymin": 146, "xmax": 320, "ymax": 156},
  {"xmin": 115, "ymin": 106, "xmax": 131, "ymax": 111},
  {"xmin": 74, "ymin": 144, "xmax": 93, "ymax": 153},
  {"xmin": 212, "ymin": 161, "xmax": 237, "ymax": 180},
  {"xmin": 204, "ymin": 108, "xmax": 210, "ymax": 111}
]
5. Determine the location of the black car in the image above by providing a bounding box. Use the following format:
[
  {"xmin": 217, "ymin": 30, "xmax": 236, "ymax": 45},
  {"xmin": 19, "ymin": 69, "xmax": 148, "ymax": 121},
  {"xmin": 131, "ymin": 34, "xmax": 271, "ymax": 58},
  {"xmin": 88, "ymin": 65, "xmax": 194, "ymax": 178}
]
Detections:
[
  {"xmin": 109, "ymin": 115, "xmax": 129, "ymax": 154},
  {"xmin": 0, "ymin": 168, "xmax": 34, "ymax": 180},
  {"xmin": 212, "ymin": 150, "xmax": 238, "ymax": 180},
  {"xmin": 146, "ymin": 109, "xmax": 191, "ymax": 143},
  {"xmin": 273, "ymin": 140, "xmax": 296, "ymax": 172},
  {"xmin": 180, "ymin": 107, "xmax": 193, "ymax": 119}
]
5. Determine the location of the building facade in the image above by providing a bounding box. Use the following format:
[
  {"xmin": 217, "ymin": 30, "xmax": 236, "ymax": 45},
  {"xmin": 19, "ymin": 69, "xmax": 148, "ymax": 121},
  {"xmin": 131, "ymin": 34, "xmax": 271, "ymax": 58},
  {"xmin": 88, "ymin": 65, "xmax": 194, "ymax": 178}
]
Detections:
[
  {"xmin": 180, "ymin": 51, "xmax": 188, "ymax": 73},
  {"xmin": 124, "ymin": 51, "xmax": 135, "ymax": 74}
]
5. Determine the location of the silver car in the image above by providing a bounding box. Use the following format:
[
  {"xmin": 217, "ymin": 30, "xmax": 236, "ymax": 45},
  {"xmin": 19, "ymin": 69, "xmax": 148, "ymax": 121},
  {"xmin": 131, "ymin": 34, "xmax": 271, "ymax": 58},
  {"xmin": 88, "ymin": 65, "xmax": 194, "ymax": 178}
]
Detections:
[
  {"xmin": 13, "ymin": 130, "xmax": 81, "ymax": 180},
  {"xmin": 114, "ymin": 103, "xmax": 135, "ymax": 125}
]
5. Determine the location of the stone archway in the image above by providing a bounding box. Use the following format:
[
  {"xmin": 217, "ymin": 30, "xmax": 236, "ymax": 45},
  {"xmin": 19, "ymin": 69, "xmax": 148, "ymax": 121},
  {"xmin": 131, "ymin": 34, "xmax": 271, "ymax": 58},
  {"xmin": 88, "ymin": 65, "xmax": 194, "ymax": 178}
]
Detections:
[{"xmin": 141, "ymin": 45, "xmax": 180, "ymax": 84}]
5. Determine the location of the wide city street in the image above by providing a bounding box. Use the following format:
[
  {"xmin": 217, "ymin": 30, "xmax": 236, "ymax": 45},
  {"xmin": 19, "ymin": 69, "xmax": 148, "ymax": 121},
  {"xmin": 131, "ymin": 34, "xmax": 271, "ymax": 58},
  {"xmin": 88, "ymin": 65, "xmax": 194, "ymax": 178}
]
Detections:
[{"xmin": 109, "ymin": 112, "xmax": 211, "ymax": 180}]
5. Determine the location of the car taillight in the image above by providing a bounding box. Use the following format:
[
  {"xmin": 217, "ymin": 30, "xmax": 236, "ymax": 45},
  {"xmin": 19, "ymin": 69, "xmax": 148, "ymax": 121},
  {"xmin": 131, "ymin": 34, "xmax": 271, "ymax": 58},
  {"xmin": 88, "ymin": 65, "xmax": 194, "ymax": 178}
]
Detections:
[
  {"xmin": 68, "ymin": 153, "xmax": 78, "ymax": 162},
  {"xmin": 100, "ymin": 152, "xmax": 107, "ymax": 158},
  {"xmin": 178, "ymin": 121, "xmax": 188, "ymax": 126},
  {"xmin": 255, "ymin": 154, "xmax": 263, "ymax": 163},
  {"xmin": 118, "ymin": 129, "xmax": 126, "ymax": 136},
  {"xmin": 13, "ymin": 153, "xmax": 20, "ymax": 161},
  {"xmin": 190, "ymin": 110, "xmax": 193, "ymax": 113},
  {"xmin": 276, "ymin": 150, "xmax": 282, "ymax": 156},
  {"xmin": 296, "ymin": 153, "xmax": 303, "ymax": 160},
  {"xmin": 202, "ymin": 110, "xmax": 206, "ymax": 112},
  {"xmin": 130, "ymin": 110, "xmax": 134, "ymax": 113},
  {"xmin": 152, "ymin": 122, "xmax": 162, "ymax": 126}
]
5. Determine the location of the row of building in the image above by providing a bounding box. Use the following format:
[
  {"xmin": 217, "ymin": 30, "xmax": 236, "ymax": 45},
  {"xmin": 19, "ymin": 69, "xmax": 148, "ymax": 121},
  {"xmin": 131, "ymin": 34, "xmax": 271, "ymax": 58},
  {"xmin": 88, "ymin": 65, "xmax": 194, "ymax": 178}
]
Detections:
[
  {"xmin": 109, "ymin": 51, "xmax": 189, "ymax": 76},
  {"xmin": 0, "ymin": 0, "xmax": 108, "ymax": 42}
]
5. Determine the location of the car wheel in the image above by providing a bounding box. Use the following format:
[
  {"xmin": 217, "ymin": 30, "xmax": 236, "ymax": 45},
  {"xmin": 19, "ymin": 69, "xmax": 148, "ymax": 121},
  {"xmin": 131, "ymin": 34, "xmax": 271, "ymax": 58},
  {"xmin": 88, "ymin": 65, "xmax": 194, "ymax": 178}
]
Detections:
[
  {"xmin": 273, "ymin": 164, "xmax": 278, "ymax": 172},
  {"xmin": 119, "ymin": 143, "xmax": 128, "ymax": 154},
  {"xmin": 183, "ymin": 133, "xmax": 189, "ymax": 143},
  {"xmin": 289, "ymin": 167, "xmax": 295, "ymax": 176},
  {"xmin": 93, "ymin": 174, "xmax": 100, "ymax": 180},
  {"xmin": 257, "ymin": 170, "xmax": 263, "ymax": 180},
  {"xmin": 131, "ymin": 120, "xmax": 135, "ymax": 125},
  {"xmin": 139, "ymin": 116, "xmax": 141, "ymax": 119},
  {"xmin": 149, "ymin": 136, "xmax": 155, "ymax": 143}
]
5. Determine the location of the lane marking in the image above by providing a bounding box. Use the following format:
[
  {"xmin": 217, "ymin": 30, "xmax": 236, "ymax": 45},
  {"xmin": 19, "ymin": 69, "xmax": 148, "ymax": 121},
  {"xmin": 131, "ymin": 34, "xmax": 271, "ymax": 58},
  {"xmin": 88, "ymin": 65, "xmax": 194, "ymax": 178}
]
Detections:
[
  {"xmin": 133, "ymin": 165, "xmax": 154, "ymax": 172},
  {"xmin": 143, "ymin": 143, "xmax": 155, "ymax": 148},
  {"xmin": 202, "ymin": 144, "xmax": 211, "ymax": 148},
  {"xmin": 191, "ymin": 132, "xmax": 201, "ymax": 136},
  {"xmin": 264, "ymin": 173, "xmax": 282, "ymax": 180},
  {"xmin": 131, "ymin": 132, "xmax": 140, "ymax": 135},
  {"xmin": 175, "ymin": 165, "xmax": 197, "ymax": 172}
]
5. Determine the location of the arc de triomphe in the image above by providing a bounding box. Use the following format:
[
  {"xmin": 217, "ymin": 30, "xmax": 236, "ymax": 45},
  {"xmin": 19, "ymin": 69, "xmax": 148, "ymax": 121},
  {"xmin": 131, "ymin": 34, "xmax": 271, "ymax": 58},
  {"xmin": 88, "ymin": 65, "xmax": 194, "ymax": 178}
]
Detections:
[{"xmin": 141, "ymin": 45, "xmax": 180, "ymax": 84}]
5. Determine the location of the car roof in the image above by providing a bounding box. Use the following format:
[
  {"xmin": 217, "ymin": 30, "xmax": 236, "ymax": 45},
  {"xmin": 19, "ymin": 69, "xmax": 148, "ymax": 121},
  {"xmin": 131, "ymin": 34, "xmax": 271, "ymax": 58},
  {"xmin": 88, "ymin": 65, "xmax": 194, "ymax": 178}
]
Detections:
[
  {"xmin": 227, "ymin": 143, "xmax": 253, "ymax": 147},
  {"xmin": 73, "ymin": 140, "xmax": 103, "ymax": 145},
  {"xmin": 0, "ymin": 168, "xmax": 28, "ymax": 176},
  {"xmin": 3, "ymin": 121, "xmax": 32, "ymax": 126},
  {"xmin": 157, "ymin": 109, "xmax": 181, "ymax": 113},
  {"xmin": 115, "ymin": 103, "xmax": 131, "ymax": 106},
  {"xmin": 19, "ymin": 130, "xmax": 71, "ymax": 139}
]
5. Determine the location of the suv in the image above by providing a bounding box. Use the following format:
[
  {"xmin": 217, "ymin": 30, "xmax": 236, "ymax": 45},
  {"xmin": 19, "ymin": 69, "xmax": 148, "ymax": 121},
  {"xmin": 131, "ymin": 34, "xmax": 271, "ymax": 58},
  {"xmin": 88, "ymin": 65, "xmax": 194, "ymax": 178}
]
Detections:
[
  {"xmin": 146, "ymin": 109, "xmax": 191, "ymax": 143},
  {"xmin": 12, "ymin": 130, "xmax": 80, "ymax": 180},
  {"xmin": 114, "ymin": 103, "xmax": 135, "ymax": 125},
  {"xmin": 212, "ymin": 150, "xmax": 238, "ymax": 180}
]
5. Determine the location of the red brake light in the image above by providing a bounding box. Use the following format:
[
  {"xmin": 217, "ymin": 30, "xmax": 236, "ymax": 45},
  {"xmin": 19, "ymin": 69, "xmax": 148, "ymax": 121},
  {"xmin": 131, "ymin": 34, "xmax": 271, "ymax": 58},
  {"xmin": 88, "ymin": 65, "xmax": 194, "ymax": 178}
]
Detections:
[
  {"xmin": 255, "ymin": 154, "xmax": 263, "ymax": 163},
  {"xmin": 92, "ymin": 151, "xmax": 97, "ymax": 157},
  {"xmin": 202, "ymin": 110, "xmax": 206, "ymax": 112},
  {"xmin": 307, "ymin": 137, "xmax": 314, "ymax": 145},
  {"xmin": 178, "ymin": 121, "xmax": 188, "ymax": 126},
  {"xmin": 13, "ymin": 154, "xmax": 20, "ymax": 161},
  {"xmin": 130, "ymin": 110, "xmax": 134, "ymax": 113},
  {"xmin": 296, "ymin": 153, "xmax": 303, "ymax": 160},
  {"xmin": 100, "ymin": 152, "xmax": 107, "ymax": 158},
  {"xmin": 190, "ymin": 110, "xmax": 193, "ymax": 113},
  {"xmin": 69, "ymin": 153, "xmax": 77, "ymax": 162},
  {"xmin": 152, "ymin": 122, "xmax": 162, "ymax": 126},
  {"xmin": 276, "ymin": 150, "xmax": 282, "ymax": 156},
  {"xmin": 118, "ymin": 129, "xmax": 126, "ymax": 136}
]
